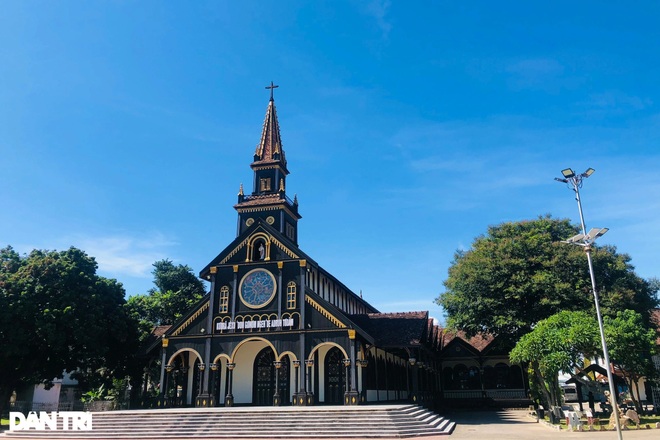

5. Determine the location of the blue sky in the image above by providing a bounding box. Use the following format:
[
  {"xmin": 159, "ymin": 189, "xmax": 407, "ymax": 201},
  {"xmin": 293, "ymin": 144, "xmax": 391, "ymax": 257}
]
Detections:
[{"xmin": 2, "ymin": 1, "xmax": 659, "ymax": 323}]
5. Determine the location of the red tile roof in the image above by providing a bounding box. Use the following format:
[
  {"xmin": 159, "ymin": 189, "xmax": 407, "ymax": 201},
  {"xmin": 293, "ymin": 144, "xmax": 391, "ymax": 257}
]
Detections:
[{"xmin": 440, "ymin": 329, "xmax": 495, "ymax": 352}]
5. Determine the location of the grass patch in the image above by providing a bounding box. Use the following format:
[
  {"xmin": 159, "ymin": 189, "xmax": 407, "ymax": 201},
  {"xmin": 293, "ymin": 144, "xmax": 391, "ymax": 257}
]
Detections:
[
  {"xmin": 640, "ymin": 415, "xmax": 660, "ymax": 424},
  {"xmin": 555, "ymin": 415, "xmax": 660, "ymax": 430},
  {"xmin": 537, "ymin": 412, "xmax": 660, "ymax": 430}
]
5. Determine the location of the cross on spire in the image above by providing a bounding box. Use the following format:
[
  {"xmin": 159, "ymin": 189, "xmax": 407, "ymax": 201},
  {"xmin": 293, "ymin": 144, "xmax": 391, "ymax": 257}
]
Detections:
[{"xmin": 265, "ymin": 81, "xmax": 279, "ymax": 101}]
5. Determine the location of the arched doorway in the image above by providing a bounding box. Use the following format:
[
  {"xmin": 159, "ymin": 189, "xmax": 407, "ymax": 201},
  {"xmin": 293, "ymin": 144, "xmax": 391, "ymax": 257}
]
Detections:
[
  {"xmin": 324, "ymin": 347, "xmax": 345, "ymax": 404},
  {"xmin": 211, "ymin": 357, "xmax": 228, "ymax": 406},
  {"xmin": 167, "ymin": 350, "xmax": 201, "ymax": 407},
  {"xmin": 277, "ymin": 355, "xmax": 291, "ymax": 405},
  {"xmin": 253, "ymin": 347, "xmax": 275, "ymax": 405}
]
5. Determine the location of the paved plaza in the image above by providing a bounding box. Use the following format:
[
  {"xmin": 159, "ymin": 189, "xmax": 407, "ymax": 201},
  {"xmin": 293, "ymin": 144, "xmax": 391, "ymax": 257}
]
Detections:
[
  {"xmin": 3, "ymin": 408, "xmax": 659, "ymax": 439},
  {"xmin": 445, "ymin": 409, "xmax": 659, "ymax": 440}
]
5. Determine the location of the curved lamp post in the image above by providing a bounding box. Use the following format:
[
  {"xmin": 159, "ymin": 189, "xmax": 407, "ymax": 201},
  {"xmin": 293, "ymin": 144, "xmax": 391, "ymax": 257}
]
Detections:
[{"xmin": 555, "ymin": 167, "xmax": 622, "ymax": 440}]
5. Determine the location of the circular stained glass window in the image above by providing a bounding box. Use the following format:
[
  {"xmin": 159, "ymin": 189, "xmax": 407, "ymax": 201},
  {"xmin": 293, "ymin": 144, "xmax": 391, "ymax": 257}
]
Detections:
[{"xmin": 239, "ymin": 268, "xmax": 276, "ymax": 308}]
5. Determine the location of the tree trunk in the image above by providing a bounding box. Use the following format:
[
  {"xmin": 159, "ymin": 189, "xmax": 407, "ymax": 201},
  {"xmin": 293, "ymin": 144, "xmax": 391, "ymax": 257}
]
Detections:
[
  {"xmin": 630, "ymin": 375, "xmax": 643, "ymax": 413},
  {"xmin": 531, "ymin": 362, "xmax": 551, "ymax": 409}
]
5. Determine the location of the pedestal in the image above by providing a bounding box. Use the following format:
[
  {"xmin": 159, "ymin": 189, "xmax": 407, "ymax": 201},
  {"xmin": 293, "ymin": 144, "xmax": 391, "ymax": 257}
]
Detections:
[
  {"xmin": 344, "ymin": 390, "xmax": 360, "ymax": 405},
  {"xmin": 293, "ymin": 392, "xmax": 314, "ymax": 406},
  {"xmin": 195, "ymin": 393, "xmax": 215, "ymax": 407}
]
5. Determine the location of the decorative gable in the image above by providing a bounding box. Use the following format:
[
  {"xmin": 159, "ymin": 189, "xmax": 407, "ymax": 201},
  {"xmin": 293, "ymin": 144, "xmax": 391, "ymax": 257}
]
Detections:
[{"xmin": 306, "ymin": 295, "xmax": 347, "ymax": 329}]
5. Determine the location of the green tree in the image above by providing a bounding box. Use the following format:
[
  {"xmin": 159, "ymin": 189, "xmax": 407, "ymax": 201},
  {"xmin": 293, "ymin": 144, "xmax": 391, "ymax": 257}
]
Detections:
[
  {"xmin": 127, "ymin": 259, "xmax": 206, "ymax": 340},
  {"xmin": 604, "ymin": 309, "xmax": 658, "ymax": 412},
  {"xmin": 437, "ymin": 216, "xmax": 658, "ymax": 343},
  {"xmin": 510, "ymin": 311, "xmax": 600, "ymax": 412},
  {"xmin": 0, "ymin": 246, "xmax": 139, "ymax": 416}
]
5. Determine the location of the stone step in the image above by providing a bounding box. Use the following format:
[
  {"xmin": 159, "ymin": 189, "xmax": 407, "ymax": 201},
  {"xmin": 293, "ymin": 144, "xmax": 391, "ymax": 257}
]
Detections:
[{"xmin": 2, "ymin": 404, "xmax": 455, "ymax": 438}]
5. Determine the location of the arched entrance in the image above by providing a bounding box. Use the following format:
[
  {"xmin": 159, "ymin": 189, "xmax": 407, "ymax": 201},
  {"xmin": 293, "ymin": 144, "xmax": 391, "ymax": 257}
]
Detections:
[
  {"xmin": 211, "ymin": 356, "xmax": 229, "ymax": 406},
  {"xmin": 324, "ymin": 347, "xmax": 345, "ymax": 404},
  {"xmin": 277, "ymin": 355, "xmax": 291, "ymax": 405},
  {"xmin": 167, "ymin": 350, "xmax": 202, "ymax": 407},
  {"xmin": 253, "ymin": 347, "xmax": 275, "ymax": 405}
]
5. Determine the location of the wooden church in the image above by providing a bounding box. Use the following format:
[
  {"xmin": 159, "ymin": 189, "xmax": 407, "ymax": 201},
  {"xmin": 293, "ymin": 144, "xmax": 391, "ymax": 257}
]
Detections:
[{"xmin": 145, "ymin": 86, "xmax": 529, "ymax": 408}]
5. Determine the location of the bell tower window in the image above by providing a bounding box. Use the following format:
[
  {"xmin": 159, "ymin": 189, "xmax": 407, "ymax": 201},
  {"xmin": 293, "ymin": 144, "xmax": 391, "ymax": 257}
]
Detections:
[{"xmin": 260, "ymin": 178, "xmax": 271, "ymax": 192}]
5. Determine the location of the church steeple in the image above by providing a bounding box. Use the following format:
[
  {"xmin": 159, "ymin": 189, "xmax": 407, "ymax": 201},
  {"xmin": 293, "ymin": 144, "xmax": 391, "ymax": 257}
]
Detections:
[
  {"xmin": 234, "ymin": 83, "xmax": 301, "ymax": 244},
  {"xmin": 252, "ymin": 82, "xmax": 287, "ymax": 171},
  {"xmin": 249, "ymin": 82, "xmax": 289, "ymax": 195}
]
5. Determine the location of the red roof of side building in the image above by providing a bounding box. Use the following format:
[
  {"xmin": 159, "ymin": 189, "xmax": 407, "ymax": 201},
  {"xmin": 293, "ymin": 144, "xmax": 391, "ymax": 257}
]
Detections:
[
  {"xmin": 140, "ymin": 325, "xmax": 173, "ymax": 356},
  {"xmin": 440, "ymin": 329, "xmax": 495, "ymax": 352}
]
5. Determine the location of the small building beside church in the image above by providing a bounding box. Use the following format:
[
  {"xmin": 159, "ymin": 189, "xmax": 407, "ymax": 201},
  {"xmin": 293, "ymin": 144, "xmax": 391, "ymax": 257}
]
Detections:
[{"xmin": 144, "ymin": 87, "xmax": 529, "ymax": 408}]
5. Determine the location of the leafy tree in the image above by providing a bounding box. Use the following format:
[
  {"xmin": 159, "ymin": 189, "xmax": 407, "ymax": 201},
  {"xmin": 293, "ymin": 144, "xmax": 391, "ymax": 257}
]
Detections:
[
  {"xmin": 127, "ymin": 259, "xmax": 206, "ymax": 339},
  {"xmin": 437, "ymin": 216, "xmax": 658, "ymax": 343},
  {"xmin": 510, "ymin": 311, "xmax": 600, "ymax": 412},
  {"xmin": 151, "ymin": 259, "xmax": 206, "ymax": 300},
  {"xmin": 604, "ymin": 309, "xmax": 658, "ymax": 412},
  {"xmin": 0, "ymin": 246, "xmax": 140, "ymax": 416},
  {"xmin": 511, "ymin": 308, "xmax": 658, "ymax": 416}
]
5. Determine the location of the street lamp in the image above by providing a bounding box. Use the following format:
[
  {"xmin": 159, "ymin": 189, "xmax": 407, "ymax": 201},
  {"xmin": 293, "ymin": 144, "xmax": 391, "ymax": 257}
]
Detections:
[{"xmin": 556, "ymin": 167, "xmax": 623, "ymax": 440}]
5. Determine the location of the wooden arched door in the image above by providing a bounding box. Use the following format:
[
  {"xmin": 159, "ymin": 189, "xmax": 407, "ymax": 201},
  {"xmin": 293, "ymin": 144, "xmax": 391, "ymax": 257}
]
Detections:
[
  {"xmin": 253, "ymin": 348, "xmax": 275, "ymax": 405},
  {"xmin": 324, "ymin": 347, "xmax": 345, "ymax": 404},
  {"xmin": 277, "ymin": 355, "xmax": 291, "ymax": 405}
]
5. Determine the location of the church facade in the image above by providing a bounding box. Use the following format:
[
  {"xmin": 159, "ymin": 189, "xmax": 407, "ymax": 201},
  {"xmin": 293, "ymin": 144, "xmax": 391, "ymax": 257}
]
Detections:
[{"xmin": 147, "ymin": 88, "xmax": 529, "ymax": 408}]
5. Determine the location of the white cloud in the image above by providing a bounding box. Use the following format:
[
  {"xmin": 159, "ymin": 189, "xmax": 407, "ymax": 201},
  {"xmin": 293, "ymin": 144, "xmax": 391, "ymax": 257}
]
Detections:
[
  {"xmin": 576, "ymin": 90, "xmax": 653, "ymax": 117},
  {"xmin": 15, "ymin": 232, "xmax": 178, "ymax": 279},
  {"xmin": 376, "ymin": 299, "xmax": 438, "ymax": 310},
  {"xmin": 364, "ymin": 0, "xmax": 392, "ymax": 40},
  {"xmin": 503, "ymin": 57, "xmax": 580, "ymax": 91},
  {"xmin": 506, "ymin": 58, "xmax": 564, "ymax": 77},
  {"xmin": 78, "ymin": 233, "xmax": 177, "ymax": 278}
]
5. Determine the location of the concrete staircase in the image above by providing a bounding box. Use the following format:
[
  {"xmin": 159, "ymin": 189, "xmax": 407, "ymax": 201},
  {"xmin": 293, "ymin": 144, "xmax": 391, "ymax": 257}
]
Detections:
[{"xmin": 2, "ymin": 404, "xmax": 455, "ymax": 439}]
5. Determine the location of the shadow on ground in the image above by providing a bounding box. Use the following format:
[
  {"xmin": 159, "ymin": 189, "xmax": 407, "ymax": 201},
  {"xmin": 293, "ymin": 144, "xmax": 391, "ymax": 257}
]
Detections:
[{"xmin": 446, "ymin": 409, "xmax": 531, "ymax": 426}]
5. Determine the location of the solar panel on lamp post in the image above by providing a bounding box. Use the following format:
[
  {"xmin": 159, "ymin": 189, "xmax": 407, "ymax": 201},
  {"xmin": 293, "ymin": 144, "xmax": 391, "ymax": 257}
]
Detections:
[{"xmin": 555, "ymin": 167, "xmax": 623, "ymax": 440}]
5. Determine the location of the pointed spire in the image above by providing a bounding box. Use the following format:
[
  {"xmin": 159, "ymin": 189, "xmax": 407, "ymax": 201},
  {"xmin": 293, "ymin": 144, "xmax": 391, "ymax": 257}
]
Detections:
[
  {"xmin": 279, "ymin": 178, "xmax": 285, "ymax": 192},
  {"xmin": 237, "ymin": 183, "xmax": 245, "ymax": 203},
  {"xmin": 253, "ymin": 83, "xmax": 286, "ymax": 167}
]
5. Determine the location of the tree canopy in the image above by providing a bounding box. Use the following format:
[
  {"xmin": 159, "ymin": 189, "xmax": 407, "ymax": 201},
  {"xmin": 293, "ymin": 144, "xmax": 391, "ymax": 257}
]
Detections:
[
  {"xmin": 510, "ymin": 308, "xmax": 658, "ymax": 413},
  {"xmin": 604, "ymin": 309, "xmax": 658, "ymax": 412},
  {"xmin": 126, "ymin": 259, "xmax": 207, "ymax": 340},
  {"xmin": 436, "ymin": 216, "xmax": 658, "ymax": 343},
  {"xmin": 0, "ymin": 246, "xmax": 139, "ymax": 415},
  {"xmin": 510, "ymin": 310, "xmax": 600, "ymax": 409}
]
